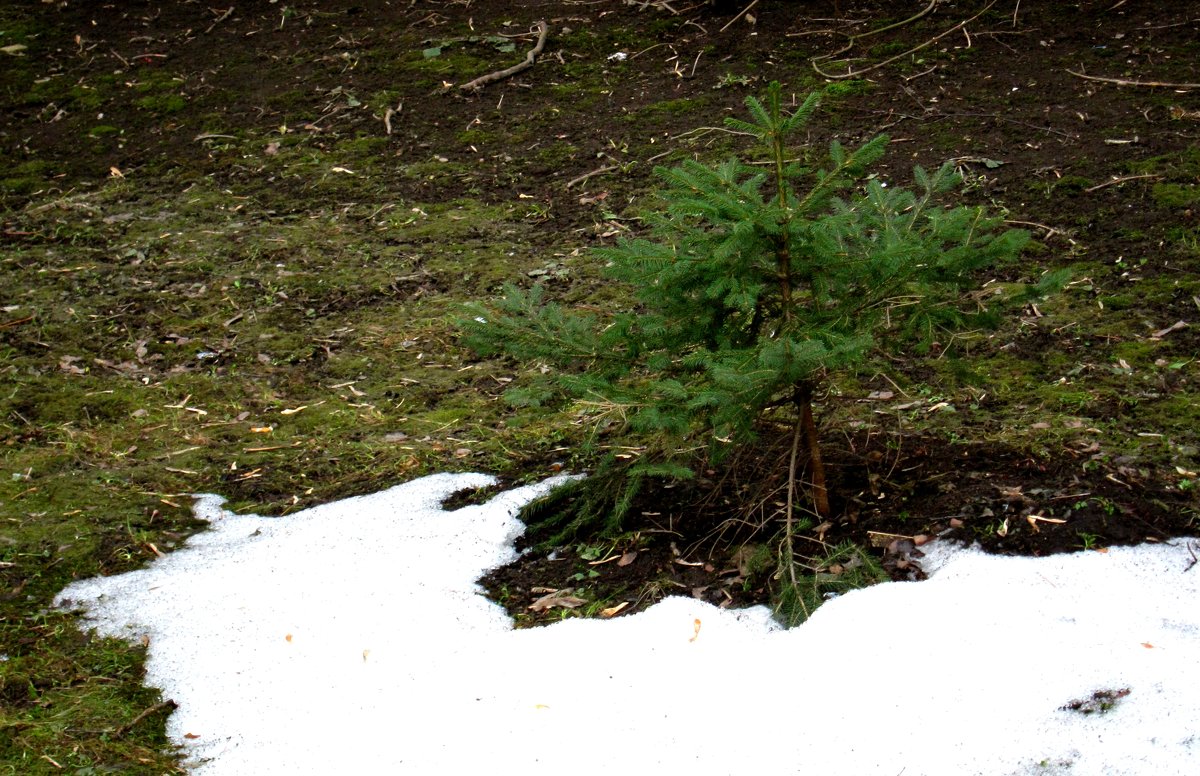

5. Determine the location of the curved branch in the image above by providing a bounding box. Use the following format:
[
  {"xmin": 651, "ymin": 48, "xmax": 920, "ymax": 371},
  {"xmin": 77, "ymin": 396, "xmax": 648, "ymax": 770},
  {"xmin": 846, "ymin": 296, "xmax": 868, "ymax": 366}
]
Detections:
[
  {"xmin": 813, "ymin": 1, "xmax": 996, "ymax": 81},
  {"xmin": 459, "ymin": 21, "xmax": 548, "ymax": 91},
  {"xmin": 1066, "ymin": 69, "xmax": 1200, "ymax": 89}
]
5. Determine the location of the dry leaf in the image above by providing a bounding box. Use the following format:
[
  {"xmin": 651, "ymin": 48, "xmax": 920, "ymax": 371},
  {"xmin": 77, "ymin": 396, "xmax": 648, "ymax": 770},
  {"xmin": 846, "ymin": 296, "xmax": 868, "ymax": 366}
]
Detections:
[
  {"xmin": 280, "ymin": 406, "xmax": 307, "ymax": 415},
  {"xmin": 58, "ymin": 355, "xmax": 87, "ymax": 375},
  {"xmin": 528, "ymin": 590, "xmax": 586, "ymax": 612},
  {"xmin": 867, "ymin": 530, "xmax": 910, "ymax": 548},
  {"xmin": 689, "ymin": 618, "xmax": 702, "ymax": 642},
  {"xmin": 601, "ymin": 601, "xmax": 630, "ymax": 618},
  {"xmin": 617, "ymin": 551, "xmax": 638, "ymax": 567}
]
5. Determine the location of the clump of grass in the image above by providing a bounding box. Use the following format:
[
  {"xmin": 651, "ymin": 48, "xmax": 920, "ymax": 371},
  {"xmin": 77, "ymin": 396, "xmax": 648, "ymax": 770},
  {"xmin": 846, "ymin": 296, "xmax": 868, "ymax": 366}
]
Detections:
[{"xmin": 773, "ymin": 542, "xmax": 890, "ymax": 627}]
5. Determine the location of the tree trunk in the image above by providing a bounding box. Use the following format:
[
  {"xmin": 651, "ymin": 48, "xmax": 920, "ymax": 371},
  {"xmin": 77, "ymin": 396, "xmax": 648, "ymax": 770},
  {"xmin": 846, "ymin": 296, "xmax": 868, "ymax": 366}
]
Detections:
[{"xmin": 796, "ymin": 383, "xmax": 831, "ymax": 518}]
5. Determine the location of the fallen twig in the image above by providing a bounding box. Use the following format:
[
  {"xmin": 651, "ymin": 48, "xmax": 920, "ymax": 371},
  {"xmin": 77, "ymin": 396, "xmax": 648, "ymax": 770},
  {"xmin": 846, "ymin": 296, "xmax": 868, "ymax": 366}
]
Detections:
[
  {"xmin": 114, "ymin": 699, "xmax": 177, "ymax": 738},
  {"xmin": 1084, "ymin": 173, "xmax": 1162, "ymax": 193},
  {"xmin": 814, "ymin": 1, "xmax": 997, "ymax": 80},
  {"xmin": 565, "ymin": 164, "xmax": 617, "ymax": 189},
  {"xmin": 205, "ymin": 6, "xmax": 234, "ymax": 34},
  {"xmin": 1005, "ymin": 219, "xmax": 1063, "ymax": 239},
  {"xmin": 459, "ymin": 21, "xmax": 548, "ymax": 91},
  {"xmin": 1066, "ymin": 70, "xmax": 1200, "ymax": 89},
  {"xmin": 383, "ymin": 101, "xmax": 402, "ymax": 135},
  {"xmin": 810, "ymin": 0, "xmax": 939, "ymax": 78},
  {"xmin": 719, "ymin": 0, "xmax": 759, "ymax": 34}
]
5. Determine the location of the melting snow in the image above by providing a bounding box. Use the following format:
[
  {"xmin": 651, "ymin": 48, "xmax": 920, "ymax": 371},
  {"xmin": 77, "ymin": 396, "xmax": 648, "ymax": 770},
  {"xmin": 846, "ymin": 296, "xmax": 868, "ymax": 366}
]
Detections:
[{"xmin": 56, "ymin": 473, "xmax": 1200, "ymax": 775}]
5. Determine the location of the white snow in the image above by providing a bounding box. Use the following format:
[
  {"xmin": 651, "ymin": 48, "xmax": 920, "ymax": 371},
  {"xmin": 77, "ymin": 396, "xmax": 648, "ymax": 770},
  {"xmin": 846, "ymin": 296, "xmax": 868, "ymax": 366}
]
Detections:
[{"xmin": 55, "ymin": 473, "xmax": 1200, "ymax": 775}]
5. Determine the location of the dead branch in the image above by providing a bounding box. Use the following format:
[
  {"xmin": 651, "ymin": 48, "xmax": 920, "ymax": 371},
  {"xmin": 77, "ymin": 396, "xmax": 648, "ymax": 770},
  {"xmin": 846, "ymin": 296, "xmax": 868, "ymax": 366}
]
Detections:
[
  {"xmin": 719, "ymin": 0, "xmax": 759, "ymax": 34},
  {"xmin": 114, "ymin": 699, "xmax": 177, "ymax": 738},
  {"xmin": 205, "ymin": 6, "xmax": 234, "ymax": 35},
  {"xmin": 809, "ymin": 0, "xmax": 938, "ymax": 76},
  {"xmin": 459, "ymin": 21, "xmax": 548, "ymax": 91},
  {"xmin": 1084, "ymin": 173, "xmax": 1162, "ymax": 193},
  {"xmin": 814, "ymin": 1, "xmax": 998, "ymax": 80},
  {"xmin": 1005, "ymin": 219, "xmax": 1064, "ymax": 239},
  {"xmin": 1066, "ymin": 70, "xmax": 1200, "ymax": 90},
  {"xmin": 383, "ymin": 101, "xmax": 402, "ymax": 135},
  {"xmin": 565, "ymin": 164, "xmax": 618, "ymax": 189}
]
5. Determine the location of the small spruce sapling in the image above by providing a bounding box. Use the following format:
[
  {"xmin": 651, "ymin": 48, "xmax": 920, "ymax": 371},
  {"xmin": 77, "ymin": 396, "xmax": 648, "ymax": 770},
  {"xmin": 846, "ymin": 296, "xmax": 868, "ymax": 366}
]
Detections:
[{"xmin": 463, "ymin": 82, "xmax": 1063, "ymax": 546}]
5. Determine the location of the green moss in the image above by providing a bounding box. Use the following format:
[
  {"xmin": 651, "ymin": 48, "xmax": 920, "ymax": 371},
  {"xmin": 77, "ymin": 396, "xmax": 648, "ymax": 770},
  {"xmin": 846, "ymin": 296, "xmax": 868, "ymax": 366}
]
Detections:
[
  {"xmin": 135, "ymin": 92, "xmax": 186, "ymax": 114},
  {"xmin": 456, "ymin": 128, "xmax": 499, "ymax": 146},
  {"xmin": 1111, "ymin": 339, "xmax": 1157, "ymax": 364},
  {"xmin": 338, "ymin": 135, "xmax": 390, "ymax": 154},
  {"xmin": 823, "ymin": 79, "xmax": 874, "ymax": 98},
  {"xmin": 532, "ymin": 142, "xmax": 579, "ymax": 168},
  {"xmin": 1098, "ymin": 294, "xmax": 1136, "ymax": 311},
  {"xmin": 1151, "ymin": 182, "xmax": 1200, "ymax": 209},
  {"xmin": 869, "ymin": 41, "xmax": 911, "ymax": 57},
  {"xmin": 640, "ymin": 97, "xmax": 701, "ymax": 117},
  {"xmin": 0, "ymin": 160, "xmax": 54, "ymax": 194},
  {"xmin": 1052, "ymin": 176, "xmax": 1093, "ymax": 195}
]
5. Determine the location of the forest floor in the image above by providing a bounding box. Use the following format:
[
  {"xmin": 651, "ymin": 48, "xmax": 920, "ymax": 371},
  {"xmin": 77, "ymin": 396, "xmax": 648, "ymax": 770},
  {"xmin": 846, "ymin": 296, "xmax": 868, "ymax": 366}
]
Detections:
[{"xmin": 1, "ymin": 0, "xmax": 1198, "ymax": 771}]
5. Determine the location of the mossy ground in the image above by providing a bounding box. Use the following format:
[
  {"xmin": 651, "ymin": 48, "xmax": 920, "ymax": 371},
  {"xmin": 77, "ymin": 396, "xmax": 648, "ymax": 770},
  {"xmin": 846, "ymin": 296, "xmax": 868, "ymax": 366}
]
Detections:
[{"xmin": 2, "ymin": 0, "xmax": 1198, "ymax": 772}]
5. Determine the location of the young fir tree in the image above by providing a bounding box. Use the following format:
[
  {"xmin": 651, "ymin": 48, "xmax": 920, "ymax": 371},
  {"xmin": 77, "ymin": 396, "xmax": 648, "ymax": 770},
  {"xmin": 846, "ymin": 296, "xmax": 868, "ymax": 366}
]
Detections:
[{"xmin": 463, "ymin": 82, "xmax": 1063, "ymax": 547}]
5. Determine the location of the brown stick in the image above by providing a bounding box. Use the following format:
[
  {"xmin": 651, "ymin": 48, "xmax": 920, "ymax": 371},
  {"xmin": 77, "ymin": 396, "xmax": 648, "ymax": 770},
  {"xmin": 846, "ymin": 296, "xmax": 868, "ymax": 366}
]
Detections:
[
  {"xmin": 565, "ymin": 164, "xmax": 618, "ymax": 189},
  {"xmin": 1066, "ymin": 69, "xmax": 1200, "ymax": 89},
  {"xmin": 1084, "ymin": 173, "xmax": 1162, "ymax": 193},
  {"xmin": 114, "ymin": 699, "xmax": 177, "ymax": 738},
  {"xmin": 813, "ymin": 1, "xmax": 997, "ymax": 81},
  {"xmin": 719, "ymin": 0, "xmax": 759, "ymax": 34},
  {"xmin": 459, "ymin": 21, "xmax": 548, "ymax": 91}
]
